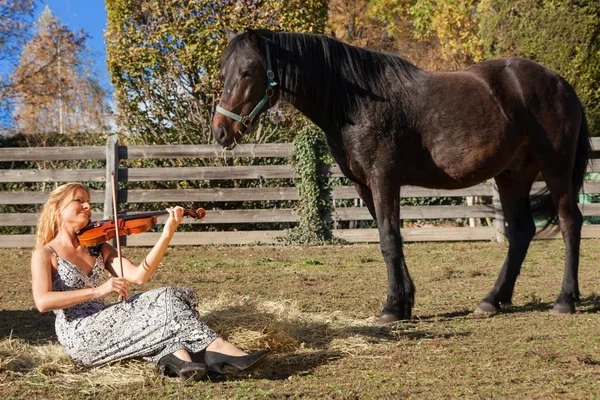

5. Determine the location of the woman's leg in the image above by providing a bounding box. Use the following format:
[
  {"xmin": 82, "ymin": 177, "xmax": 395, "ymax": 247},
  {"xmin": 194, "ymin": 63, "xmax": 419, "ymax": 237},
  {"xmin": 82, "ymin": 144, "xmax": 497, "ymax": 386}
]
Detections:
[
  {"xmin": 172, "ymin": 348, "xmax": 193, "ymax": 362},
  {"xmin": 206, "ymin": 337, "xmax": 247, "ymax": 357}
]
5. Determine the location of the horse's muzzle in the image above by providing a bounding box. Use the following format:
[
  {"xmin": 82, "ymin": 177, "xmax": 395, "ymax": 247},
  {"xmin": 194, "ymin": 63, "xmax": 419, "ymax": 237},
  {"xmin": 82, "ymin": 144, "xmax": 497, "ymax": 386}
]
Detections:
[{"xmin": 213, "ymin": 124, "xmax": 231, "ymax": 147}]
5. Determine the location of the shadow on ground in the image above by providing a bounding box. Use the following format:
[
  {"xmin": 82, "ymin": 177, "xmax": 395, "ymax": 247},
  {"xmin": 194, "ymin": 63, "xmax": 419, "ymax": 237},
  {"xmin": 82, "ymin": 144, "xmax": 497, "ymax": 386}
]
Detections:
[
  {"xmin": 0, "ymin": 309, "xmax": 56, "ymax": 343},
  {"xmin": 200, "ymin": 304, "xmax": 472, "ymax": 380}
]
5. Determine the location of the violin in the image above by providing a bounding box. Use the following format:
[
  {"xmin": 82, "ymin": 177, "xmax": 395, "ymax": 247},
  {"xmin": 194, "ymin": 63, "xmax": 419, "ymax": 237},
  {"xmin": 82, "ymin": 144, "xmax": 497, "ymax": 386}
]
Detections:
[{"xmin": 76, "ymin": 208, "xmax": 206, "ymax": 247}]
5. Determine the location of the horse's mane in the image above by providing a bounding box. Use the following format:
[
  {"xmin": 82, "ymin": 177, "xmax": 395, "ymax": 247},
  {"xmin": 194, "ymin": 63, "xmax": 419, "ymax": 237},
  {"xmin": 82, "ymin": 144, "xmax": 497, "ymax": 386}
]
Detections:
[{"xmin": 257, "ymin": 30, "xmax": 423, "ymax": 129}]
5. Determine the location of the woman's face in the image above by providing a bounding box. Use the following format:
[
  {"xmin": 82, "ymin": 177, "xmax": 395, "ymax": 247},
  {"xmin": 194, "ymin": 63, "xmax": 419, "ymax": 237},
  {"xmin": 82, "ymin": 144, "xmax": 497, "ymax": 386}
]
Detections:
[{"xmin": 60, "ymin": 188, "xmax": 92, "ymax": 230}]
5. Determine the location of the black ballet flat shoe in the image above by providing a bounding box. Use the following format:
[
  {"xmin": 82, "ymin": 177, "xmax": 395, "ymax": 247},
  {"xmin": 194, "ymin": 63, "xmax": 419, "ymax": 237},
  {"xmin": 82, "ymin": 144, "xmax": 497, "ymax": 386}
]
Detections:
[
  {"xmin": 158, "ymin": 353, "xmax": 207, "ymax": 380},
  {"xmin": 204, "ymin": 350, "xmax": 267, "ymax": 374}
]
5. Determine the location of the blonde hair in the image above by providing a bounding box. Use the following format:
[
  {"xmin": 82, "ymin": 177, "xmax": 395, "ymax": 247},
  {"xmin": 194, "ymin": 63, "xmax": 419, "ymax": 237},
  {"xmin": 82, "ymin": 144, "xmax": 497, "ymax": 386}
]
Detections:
[{"xmin": 35, "ymin": 183, "xmax": 90, "ymax": 249}]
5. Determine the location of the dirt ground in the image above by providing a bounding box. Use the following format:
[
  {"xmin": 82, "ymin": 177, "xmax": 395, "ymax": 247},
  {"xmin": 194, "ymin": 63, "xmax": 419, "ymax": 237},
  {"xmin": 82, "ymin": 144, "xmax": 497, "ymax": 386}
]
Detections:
[{"xmin": 1, "ymin": 239, "xmax": 599, "ymax": 399}]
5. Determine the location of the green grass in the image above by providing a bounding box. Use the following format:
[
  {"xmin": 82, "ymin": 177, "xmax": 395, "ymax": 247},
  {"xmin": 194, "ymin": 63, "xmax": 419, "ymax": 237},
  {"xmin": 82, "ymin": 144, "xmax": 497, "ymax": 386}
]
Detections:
[{"xmin": 1, "ymin": 240, "xmax": 600, "ymax": 399}]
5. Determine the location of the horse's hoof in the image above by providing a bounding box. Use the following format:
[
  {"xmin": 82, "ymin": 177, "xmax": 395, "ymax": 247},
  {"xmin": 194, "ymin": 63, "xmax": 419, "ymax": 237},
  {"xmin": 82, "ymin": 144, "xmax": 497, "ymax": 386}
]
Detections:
[
  {"xmin": 474, "ymin": 301, "xmax": 499, "ymax": 315},
  {"xmin": 552, "ymin": 302, "xmax": 575, "ymax": 314},
  {"xmin": 376, "ymin": 313, "xmax": 403, "ymax": 325}
]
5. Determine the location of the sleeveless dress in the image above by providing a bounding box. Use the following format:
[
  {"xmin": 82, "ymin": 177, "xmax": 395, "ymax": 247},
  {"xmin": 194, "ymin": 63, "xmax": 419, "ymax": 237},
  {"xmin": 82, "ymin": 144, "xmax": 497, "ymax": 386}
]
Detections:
[{"xmin": 48, "ymin": 246, "xmax": 219, "ymax": 367}]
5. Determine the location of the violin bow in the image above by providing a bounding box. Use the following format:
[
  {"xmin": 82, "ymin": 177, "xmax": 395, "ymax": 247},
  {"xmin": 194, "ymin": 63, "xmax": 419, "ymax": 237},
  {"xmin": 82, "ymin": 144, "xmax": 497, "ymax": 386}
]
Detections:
[{"xmin": 111, "ymin": 170, "xmax": 126, "ymax": 300}]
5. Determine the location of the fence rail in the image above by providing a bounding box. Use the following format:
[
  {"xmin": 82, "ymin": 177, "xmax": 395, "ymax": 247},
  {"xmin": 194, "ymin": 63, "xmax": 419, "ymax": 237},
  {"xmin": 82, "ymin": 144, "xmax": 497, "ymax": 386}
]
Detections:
[
  {"xmin": 3, "ymin": 163, "xmax": 600, "ymax": 184},
  {"xmin": 4, "ymin": 182, "xmax": 600, "ymax": 205},
  {"xmin": 1, "ymin": 136, "xmax": 599, "ymax": 247}
]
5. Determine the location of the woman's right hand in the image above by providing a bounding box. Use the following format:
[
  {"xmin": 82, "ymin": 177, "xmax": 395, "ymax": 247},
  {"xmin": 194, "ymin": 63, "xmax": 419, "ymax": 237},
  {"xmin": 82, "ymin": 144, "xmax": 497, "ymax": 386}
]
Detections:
[
  {"xmin": 162, "ymin": 206, "xmax": 185, "ymax": 237},
  {"xmin": 95, "ymin": 277, "xmax": 128, "ymax": 299}
]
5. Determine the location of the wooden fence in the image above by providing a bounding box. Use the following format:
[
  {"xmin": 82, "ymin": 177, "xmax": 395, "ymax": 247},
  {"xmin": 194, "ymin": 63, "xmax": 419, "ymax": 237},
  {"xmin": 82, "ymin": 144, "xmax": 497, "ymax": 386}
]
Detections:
[{"xmin": 1, "ymin": 135, "xmax": 600, "ymax": 247}]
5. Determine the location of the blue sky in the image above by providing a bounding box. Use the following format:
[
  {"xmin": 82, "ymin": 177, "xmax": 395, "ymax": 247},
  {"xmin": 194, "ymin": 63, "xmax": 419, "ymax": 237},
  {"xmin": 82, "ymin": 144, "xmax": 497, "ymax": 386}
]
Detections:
[{"xmin": 36, "ymin": 0, "xmax": 112, "ymax": 93}]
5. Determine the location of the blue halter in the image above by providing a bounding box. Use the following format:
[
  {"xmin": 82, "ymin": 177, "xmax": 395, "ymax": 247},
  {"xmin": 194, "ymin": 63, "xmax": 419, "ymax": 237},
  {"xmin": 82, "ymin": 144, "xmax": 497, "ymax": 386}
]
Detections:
[{"xmin": 215, "ymin": 36, "xmax": 277, "ymax": 129}]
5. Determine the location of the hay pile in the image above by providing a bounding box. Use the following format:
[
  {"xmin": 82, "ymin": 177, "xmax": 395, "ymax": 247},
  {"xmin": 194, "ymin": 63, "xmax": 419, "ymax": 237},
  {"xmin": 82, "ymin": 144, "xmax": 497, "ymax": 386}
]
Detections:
[
  {"xmin": 0, "ymin": 335, "xmax": 156, "ymax": 390},
  {"xmin": 0, "ymin": 296, "xmax": 380, "ymax": 389}
]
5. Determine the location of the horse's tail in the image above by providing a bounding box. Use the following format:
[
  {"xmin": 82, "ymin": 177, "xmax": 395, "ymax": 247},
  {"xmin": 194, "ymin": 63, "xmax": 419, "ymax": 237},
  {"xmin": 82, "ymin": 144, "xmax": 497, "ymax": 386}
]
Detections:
[
  {"xmin": 533, "ymin": 108, "xmax": 591, "ymax": 228},
  {"xmin": 573, "ymin": 110, "xmax": 592, "ymax": 202}
]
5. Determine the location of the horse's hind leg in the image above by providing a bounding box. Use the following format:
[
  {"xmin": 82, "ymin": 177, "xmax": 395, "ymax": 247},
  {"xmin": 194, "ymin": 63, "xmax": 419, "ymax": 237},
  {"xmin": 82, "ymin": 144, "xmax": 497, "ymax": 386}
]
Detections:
[
  {"xmin": 544, "ymin": 173, "xmax": 583, "ymax": 313},
  {"xmin": 476, "ymin": 165, "xmax": 538, "ymax": 314}
]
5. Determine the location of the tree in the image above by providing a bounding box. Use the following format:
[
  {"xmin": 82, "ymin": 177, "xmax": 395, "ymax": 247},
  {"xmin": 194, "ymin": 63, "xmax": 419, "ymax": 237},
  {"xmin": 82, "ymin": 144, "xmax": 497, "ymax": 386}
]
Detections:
[
  {"xmin": 328, "ymin": 0, "xmax": 393, "ymax": 49},
  {"xmin": 105, "ymin": 0, "xmax": 328, "ymax": 145},
  {"xmin": 328, "ymin": 0, "xmax": 455, "ymax": 71},
  {"xmin": 365, "ymin": 0, "xmax": 600, "ymax": 133},
  {"xmin": 0, "ymin": 0, "xmax": 35, "ymax": 130},
  {"xmin": 10, "ymin": 7, "xmax": 111, "ymax": 135},
  {"xmin": 478, "ymin": 0, "xmax": 600, "ymax": 135},
  {"xmin": 367, "ymin": 0, "xmax": 483, "ymax": 68}
]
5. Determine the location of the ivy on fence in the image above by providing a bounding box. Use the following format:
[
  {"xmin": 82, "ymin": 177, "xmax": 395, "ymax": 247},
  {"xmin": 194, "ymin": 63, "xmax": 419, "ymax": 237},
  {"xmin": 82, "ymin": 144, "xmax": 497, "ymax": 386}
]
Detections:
[{"xmin": 282, "ymin": 126, "xmax": 336, "ymax": 245}]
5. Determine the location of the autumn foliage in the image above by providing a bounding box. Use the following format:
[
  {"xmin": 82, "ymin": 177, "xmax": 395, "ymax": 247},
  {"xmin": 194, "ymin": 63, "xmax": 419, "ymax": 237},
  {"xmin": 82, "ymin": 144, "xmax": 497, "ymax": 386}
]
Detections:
[
  {"xmin": 9, "ymin": 7, "xmax": 111, "ymax": 135},
  {"xmin": 1, "ymin": 1, "xmax": 598, "ymax": 137},
  {"xmin": 105, "ymin": 0, "xmax": 328, "ymax": 144}
]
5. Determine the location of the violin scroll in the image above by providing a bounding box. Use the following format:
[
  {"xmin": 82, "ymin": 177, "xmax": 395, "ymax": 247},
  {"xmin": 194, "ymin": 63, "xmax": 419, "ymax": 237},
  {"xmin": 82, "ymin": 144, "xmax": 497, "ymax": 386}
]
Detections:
[{"xmin": 187, "ymin": 208, "xmax": 206, "ymax": 220}]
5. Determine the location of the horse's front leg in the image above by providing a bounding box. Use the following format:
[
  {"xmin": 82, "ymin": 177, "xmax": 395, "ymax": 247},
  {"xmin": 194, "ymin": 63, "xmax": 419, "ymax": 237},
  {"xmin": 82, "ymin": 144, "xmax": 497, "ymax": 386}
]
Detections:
[{"xmin": 371, "ymin": 182, "xmax": 415, "ymax": 323}]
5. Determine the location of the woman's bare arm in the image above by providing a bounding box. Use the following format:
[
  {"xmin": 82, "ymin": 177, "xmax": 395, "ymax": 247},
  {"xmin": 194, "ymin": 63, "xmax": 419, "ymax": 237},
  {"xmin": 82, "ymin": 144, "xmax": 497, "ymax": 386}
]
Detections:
[
  {"xmin": 102, "ymin": 207, "xmax": 183, "ymax": 285},
  {"xmin": 31, "ymin": 248, "xmax": 128, "ymax": 312}
]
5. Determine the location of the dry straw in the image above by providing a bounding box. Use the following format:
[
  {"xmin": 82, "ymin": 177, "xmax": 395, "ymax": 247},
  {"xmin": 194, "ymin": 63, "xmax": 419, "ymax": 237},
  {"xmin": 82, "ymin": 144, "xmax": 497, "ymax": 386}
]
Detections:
[{"xmin": 1, "ymin": 296, "xmax": 379, "ymax": 389}]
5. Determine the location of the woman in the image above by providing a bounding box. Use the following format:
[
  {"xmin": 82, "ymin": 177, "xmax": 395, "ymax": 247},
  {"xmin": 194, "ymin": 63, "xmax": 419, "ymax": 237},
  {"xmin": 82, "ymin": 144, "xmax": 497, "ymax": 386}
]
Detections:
[{"xmin": 31, "ymin": 183, "xmax": 266, "ymax": 380}]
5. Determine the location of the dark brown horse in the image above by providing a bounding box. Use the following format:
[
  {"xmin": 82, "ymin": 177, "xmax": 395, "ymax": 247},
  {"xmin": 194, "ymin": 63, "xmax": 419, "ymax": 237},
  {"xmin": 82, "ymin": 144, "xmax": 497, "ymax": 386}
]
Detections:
[{"xmin": 212, "ymin": 29, "xmax": 590, "ymax": 323}]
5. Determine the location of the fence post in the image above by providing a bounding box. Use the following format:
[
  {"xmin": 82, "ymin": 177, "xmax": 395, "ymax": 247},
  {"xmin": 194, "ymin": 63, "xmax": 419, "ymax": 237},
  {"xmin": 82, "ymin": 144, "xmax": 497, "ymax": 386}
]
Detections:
[
  {"xmin": 104, "ymin": 135, "xmax": 122, "ymax": 247},
  {"xmin": 491, "ymin": 180, "xmax": 505, "ymax": 242},
  {"xmin": 104, "ymin": 135, "xmax": 118, "ymax": 219},
  {"xmin": 467, "ymin": 196, "xmax": 479, "ymax": 227}
]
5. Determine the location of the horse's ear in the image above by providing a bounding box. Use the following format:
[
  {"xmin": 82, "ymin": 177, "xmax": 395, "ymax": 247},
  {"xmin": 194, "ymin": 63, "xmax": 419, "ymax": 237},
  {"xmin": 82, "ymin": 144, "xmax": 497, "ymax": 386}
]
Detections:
[
  {"xmin": 225, "ymin": 29, "xmax": 238, "ymax": 43},
  {"xmin": 245, "ymin": 28, "xmax": 259, "ymax": 46}
]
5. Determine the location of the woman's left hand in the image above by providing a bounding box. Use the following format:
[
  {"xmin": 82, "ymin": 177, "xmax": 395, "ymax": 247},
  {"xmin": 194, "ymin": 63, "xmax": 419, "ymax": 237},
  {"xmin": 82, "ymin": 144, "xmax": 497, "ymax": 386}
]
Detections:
[{"xmin": 163, "ymin": 206, "xmax": 184, "ymax": 237}]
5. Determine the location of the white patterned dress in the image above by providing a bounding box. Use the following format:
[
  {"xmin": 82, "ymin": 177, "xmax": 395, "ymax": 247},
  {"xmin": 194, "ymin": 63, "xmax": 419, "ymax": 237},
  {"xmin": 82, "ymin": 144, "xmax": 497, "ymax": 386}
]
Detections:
[{"xmin": 48, "ymin": 246, "xmax": 218, "ymax": 367}]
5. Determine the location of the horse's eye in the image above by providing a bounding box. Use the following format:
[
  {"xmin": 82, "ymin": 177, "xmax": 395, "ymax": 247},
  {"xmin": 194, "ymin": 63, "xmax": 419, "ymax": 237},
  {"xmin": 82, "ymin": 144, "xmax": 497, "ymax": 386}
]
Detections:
[{"xmin": 241, "ymin": 70, "xmax": 251, "ymax": 78}]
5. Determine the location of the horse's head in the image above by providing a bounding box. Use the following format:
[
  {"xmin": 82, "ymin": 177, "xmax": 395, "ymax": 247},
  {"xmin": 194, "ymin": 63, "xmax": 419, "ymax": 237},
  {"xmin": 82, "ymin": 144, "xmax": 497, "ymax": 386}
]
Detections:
[{"xmin": 212, "ymin": 29, "xmax": 278, "ymax": 149}]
